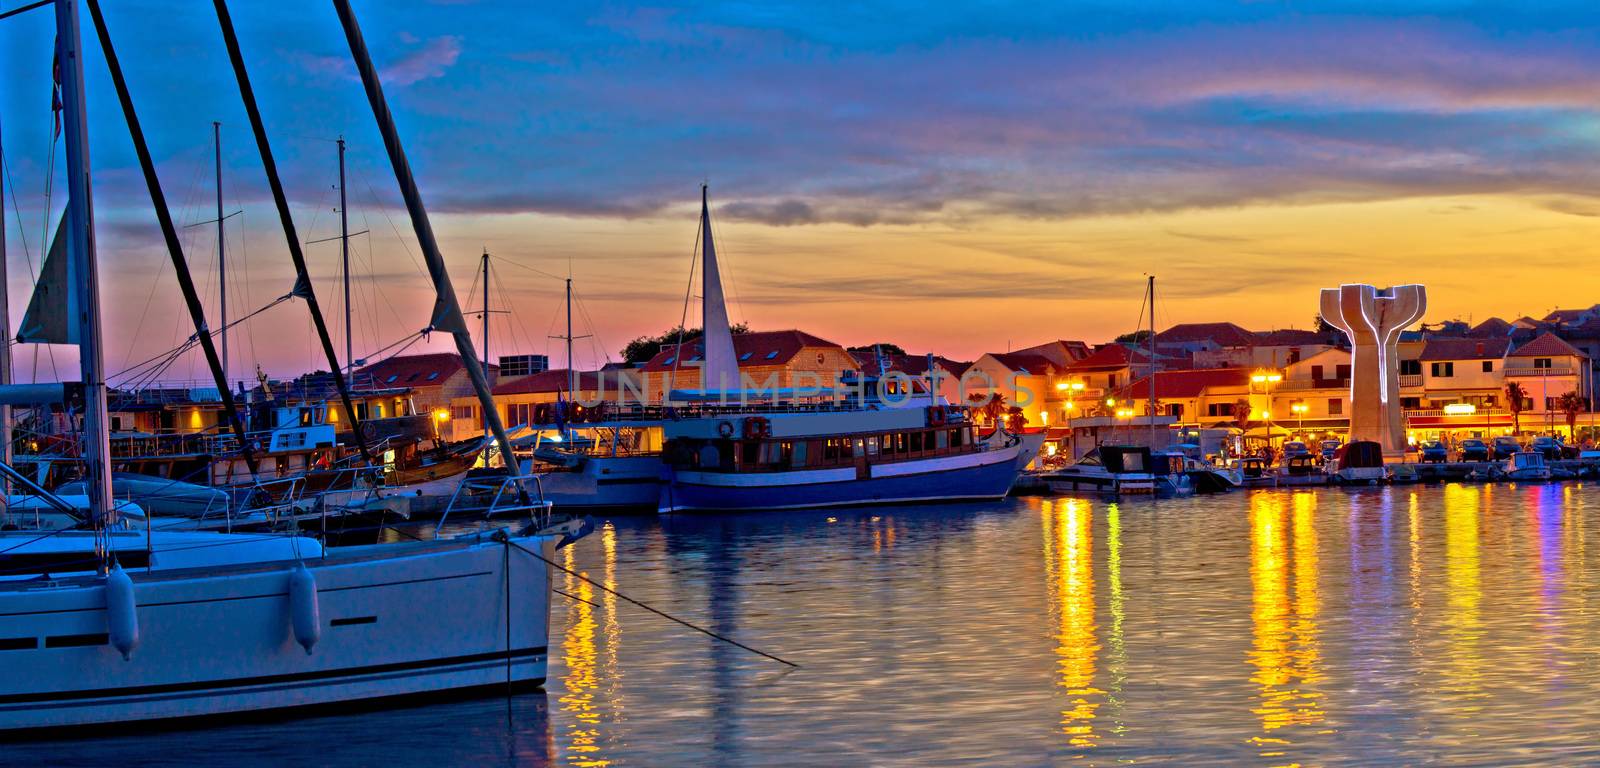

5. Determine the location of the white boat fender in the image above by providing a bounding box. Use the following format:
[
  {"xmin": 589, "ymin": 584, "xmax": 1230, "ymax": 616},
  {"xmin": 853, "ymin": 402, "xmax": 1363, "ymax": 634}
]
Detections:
[
  {"xmin": 105, "ymin": 563, "xmax": 139, "ymax": 661},
  {"xmin": 288, "ymin": 562, "xmax": 320, "ymax": 655}
]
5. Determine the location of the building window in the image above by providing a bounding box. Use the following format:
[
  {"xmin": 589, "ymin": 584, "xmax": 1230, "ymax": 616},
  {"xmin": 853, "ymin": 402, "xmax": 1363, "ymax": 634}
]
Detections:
[
  {"xmin": 1430, "ymin": 362, "xmax": 1454, "ymax": 377},
  {"xmin": 1335, "ymin": 364, "xmax": 1351, "ymax": 379},
  {"xmin": 1167, "ymin": 403, "xmax": 1183, "ymax": 418},
  {"xmin": 1535, "ymin": 358, "xmax": 1552, "ymax": 369},
  {"xmin": 1546, "ymin": 397, "xmax": 1558, "ymax": 411},
  {"xmin": 1311, "ymin": 365, "xmax": 1324, "ymax": 380},
  {"xmin": 1207, "ymin": 403, "xmax": 1234, "ymax": 417},
  {"xmin": 1399, "ymin": 359, "xmax": 1421, "ymax": 376},
  {"xmin": 1482, "ymin": 360, "xmax": 1493, "ymax": 373},
  {"xmin": 1328, "ymin": 398, "xmax": 1343, "ymax": 415},
  {"xmin": 1400, "ymin": 397, "xmax": 1421, "ymax": 409}
]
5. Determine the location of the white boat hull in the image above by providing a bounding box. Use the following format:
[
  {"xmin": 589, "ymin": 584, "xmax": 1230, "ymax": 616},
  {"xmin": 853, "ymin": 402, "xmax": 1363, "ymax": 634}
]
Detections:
[{"xmin": 0, "ymin": 532, "xmax": 555, "ymax": 731}]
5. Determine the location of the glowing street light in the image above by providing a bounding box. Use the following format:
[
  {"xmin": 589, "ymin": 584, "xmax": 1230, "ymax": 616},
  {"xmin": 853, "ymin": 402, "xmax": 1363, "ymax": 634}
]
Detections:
[{"xmin": 1291, "ymin": 402, "xmax": 1309, "ymax": 436}]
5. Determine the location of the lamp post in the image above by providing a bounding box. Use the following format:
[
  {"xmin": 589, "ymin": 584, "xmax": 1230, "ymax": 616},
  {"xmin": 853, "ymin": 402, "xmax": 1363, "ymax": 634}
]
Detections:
[
  {"xmin": 1251, "ymin": 369, "xmax": 1283, "ymax": 454},
  {"xmin": 1291, "ymin": 402, "xmax": 1308, "ymax": 439},
  {"xmin": 1056, "ymin": 379, "xmax": 1085, "ymax": 461}
]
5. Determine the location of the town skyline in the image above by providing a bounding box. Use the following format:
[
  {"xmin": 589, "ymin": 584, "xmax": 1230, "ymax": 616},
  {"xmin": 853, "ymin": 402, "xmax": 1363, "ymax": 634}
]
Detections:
[{"xmin": 7, "ymin": 2, "xmax": 1600, "ymax": 381}]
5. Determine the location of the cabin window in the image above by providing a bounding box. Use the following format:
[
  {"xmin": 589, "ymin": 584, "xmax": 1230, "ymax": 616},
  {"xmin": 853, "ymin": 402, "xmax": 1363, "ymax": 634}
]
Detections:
[
  {"xmin": 823, "ymin": 439, "xmax": 842, "ymax": 462},
  {"xmin": 792, "ymin": 442, "xmax": 808, "ymax": 467},
  {"xmin": 1482, "ymin": 360, "xmax": 1494, "ymax": 373},
  {"xmin": 936, "ymin": 430, "xmax": 949, "ymax": 450},
  {"xmin": 1328, "ymin": 398, "xmax": 1343, "ymax": 415},
  {"xmin": 895, "ymin": 432, "xmax": 909, "ymax": 453},
  {"xmin": 741, "ymin": 441, "xmax": 761, "ymax": 466},
  {"xmin": 1535, "ymin": 357, "xmax": 1553, "ymax": 369},
  {"xmin": 910, "ymin": 432, "xmax": 924, "ymax": 452}
]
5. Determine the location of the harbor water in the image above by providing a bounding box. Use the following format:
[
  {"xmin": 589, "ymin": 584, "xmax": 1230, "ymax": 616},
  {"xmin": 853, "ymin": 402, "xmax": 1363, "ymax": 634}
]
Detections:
[{"xmin": 13, "ymin": 483, "xmax": 1600, "ymax": 766}]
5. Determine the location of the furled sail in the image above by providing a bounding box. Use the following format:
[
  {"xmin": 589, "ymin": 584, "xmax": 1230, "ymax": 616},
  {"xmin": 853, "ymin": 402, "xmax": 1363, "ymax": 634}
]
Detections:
[
  {"xmin": 699, "ymin": 186, "xmax": 739, "ymax": 392},
  {"xmin": 16, "ymin": 215, "xmax": 76, "ymax": 345}
]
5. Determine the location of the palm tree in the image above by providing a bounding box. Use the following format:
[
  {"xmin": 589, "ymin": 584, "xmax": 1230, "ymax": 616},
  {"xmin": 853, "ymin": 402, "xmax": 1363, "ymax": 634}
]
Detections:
[
  {"xmin": 1233, "ymin": 398, "xmax": 1252, "ymax": 432},
  {"xmin": 1006, "ymin": 406, "xmax": 1028, "ymax": 433},
  {"xmin": 1506, "ymin": 381, "xmax": 1528, "ymax": 434},
  {"xmin": 1557, "ymin": 390, "xmax": 1586, "ymax": 436},
  {"xmin": 968, "ymin": 391, "xmax": 1007, "ymax": 426}
]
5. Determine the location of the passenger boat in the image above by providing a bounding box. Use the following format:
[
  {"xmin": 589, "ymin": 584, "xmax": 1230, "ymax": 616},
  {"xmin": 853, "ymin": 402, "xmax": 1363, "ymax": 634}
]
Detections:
[
  {"xmin": 651, "ymin": 188, "xmax": 1031, "ymax": 513},
  {"xmin": 660, "ymin": 402, "xmax": 1031, "ymax": 511},
  {"xmin": 1501, "ymin": 451, "xmax": 1553, "ymax": 482},
  {"xmin": 0, "ymin": 1, "xmax": 579, "ymax": 731},
  {"xmin": 521, "ymin": 421, "xmax": 665, "ymax": 512}
]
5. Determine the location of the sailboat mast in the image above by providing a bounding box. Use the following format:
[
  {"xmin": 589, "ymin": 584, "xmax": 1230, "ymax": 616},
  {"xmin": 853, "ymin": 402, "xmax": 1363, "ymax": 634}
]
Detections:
[
  {"xmin": 481, "ymin": 250, "xmax": 489, "ymax": 439},
  {"xmin": 334, "ymin": 0, "xmax": 515, "ymax": 465},
  {"xmin": 1148, "ymin": 275, "xmax": 1156, "ymax": 449},
  {"xmin": 339, "ymin": 137, "xmax": 350, "ymax": 372},
  {"xmin": 572, "ymin": 278, "xmax": 579, "ymax": 404},
  {"xmin": 56, "ymin": 0, "xmax": 113, "ymax": 525},
  {"xmin": 214, "ymin": 121, "xmax": 226, "ymax": 386},
  {"xmin": 0, "ymin": 115, "xmax": 11, "ymax": 466}
]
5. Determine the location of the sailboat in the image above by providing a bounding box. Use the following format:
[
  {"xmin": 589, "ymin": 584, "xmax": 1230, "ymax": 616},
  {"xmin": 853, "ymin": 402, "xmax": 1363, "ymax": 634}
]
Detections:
[
  {"xmin": 654, "ymin": 187, "xmax": 1033, "ymax": 512},
  {"xmin": 0, "ymin": 0, "xmax": 567, "ymax": 731}
]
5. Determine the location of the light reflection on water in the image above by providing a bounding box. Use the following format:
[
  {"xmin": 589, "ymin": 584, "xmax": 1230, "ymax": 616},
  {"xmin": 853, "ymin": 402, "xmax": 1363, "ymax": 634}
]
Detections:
[{"xmin": 13, "ymin": 483, "xmax": 1600, "ymax": 766}]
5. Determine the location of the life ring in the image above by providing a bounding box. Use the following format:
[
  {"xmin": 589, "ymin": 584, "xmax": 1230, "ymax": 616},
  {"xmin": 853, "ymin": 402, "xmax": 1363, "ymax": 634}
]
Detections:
[
  {"xmin": 717, "ymin": 420, "xmax": 735, "ymax": 438},
  {"xmin": 742, "ymin": 416, "xmax": 770, "ymax": 440},
  {"xmin": 926, "ymin": 405, "xmax": 947, "ymax": 427}
]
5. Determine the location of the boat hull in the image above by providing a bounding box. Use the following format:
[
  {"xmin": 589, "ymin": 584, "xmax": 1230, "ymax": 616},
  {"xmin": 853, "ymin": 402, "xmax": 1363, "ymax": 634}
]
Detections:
[
  {"xmin": 0, "ymin": 533, "xmax": 555, "ymax": 731},
  {"xmin": 529, "ymin": 455, "xmax": 663, "ymax": 511},
  {"xmin": 660, "ymin": 445, "xmax": 1023, "ymax": 512}
]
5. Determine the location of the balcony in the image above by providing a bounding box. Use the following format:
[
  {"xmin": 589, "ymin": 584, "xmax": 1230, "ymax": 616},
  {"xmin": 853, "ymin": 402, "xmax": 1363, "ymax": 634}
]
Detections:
[
  {"xmin": 1503, "ymin": 366, "xmax": 1577, "ymax": 378},
  {"xmin": 1277, "ymin": 378, "xmax": 1349, "ymax": 392},
  {"xmin": 1398, "ymin": 374, "xmax": 1423, "ymax": 388}
]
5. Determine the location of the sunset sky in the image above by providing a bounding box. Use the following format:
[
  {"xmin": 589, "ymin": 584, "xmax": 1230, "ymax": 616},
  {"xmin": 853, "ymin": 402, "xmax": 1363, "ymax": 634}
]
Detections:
[{"xmin": 5, "ymin": 1, "xmax": 1600, "ymax": 383}]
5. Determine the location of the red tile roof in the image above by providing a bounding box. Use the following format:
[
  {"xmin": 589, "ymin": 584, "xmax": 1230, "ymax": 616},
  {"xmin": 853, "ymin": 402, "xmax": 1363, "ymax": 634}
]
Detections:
[
  {"xmin": 1253, "ymin": 329, "xmax": 1330, "ymax": 346},
  {"xmin": 639, "ymin": 329, "xmax": 846, "ymax": 372},
  {"xmin": 986, "ymin": 352, "xmax": 1058, "ymax": 375},
  {"xmin": 357, "ymin": 352, "xmax": 493, "ymax": 387},
  {"xmin": 1418, "ymin": 337, "xmax": 1510, "ymax": 361},
  {"xmin": 493, "ymin": 369, "xmax": 605, "ymax": 396},
  {"xmin": 1467, "ymin": 317, "xmax": 1513, "ymax": 337},
  {"xmin": 853, "ymin": 353, "xmax": 971, "ymax": 378},
  {"xmin": 1065, "ymin": 344, "xmax": 1149, "ymax": 372},
  {"xmin": 1117, "ymin": 367, "xmax": 1252, "ymax": 400},
  {"xmin": 1510, "ymin": 331, "xmax": 1588, "ymax": 359},
  {"xmin": 1543, "ymin": 306, "xmax": 1599, "ymax": 324},
  {"xmin": 1155, "ymin": 322, "xmax": 1256, "ymax": 347}
]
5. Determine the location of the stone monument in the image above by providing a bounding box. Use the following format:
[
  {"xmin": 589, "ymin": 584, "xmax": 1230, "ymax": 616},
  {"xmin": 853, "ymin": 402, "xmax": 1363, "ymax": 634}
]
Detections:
[{"xmin": 1318, "ymin": 284, "xmax": 1426, "ymax": 457}]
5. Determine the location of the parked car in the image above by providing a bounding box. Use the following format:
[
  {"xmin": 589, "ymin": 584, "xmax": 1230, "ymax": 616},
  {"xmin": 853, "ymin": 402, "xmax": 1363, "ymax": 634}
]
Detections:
[
  {"xmin": 1530, "ymin": 436, "xmax": 1564, "ymax": 461},
  {"xmin": 1419, "ymin": 440, "xmax": 1448, "ymax": 463},
  {"xmin": 1319, "ymin": 439, "xmax": 1341, "ymax": 462},
  {"xmin": 1492, "ymin": 436, "xmax": 1521, "ymax": 460},
  {"xmin": 1282, "ymin": 441, "xmax": 1309, "ymax": 459},
  {"xmin": 1458, "ymin": 438, "xmax": 1490, "ymax": 462}
]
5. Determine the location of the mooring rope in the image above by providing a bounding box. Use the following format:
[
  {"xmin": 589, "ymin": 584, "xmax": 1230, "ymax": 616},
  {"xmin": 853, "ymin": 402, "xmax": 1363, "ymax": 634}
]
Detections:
[{"xmin": 510, "ymin": 539, "xmax": 799, "ymax": 669}]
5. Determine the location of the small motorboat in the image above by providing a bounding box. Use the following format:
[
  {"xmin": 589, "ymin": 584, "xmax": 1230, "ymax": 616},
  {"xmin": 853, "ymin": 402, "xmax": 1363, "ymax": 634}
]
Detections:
[
  {"xmin": 1234, "ymin": 456, "xmax": 1276, "ymax": 487},
  {"xmin": 1330, "ymin": 440, "xmax": 1389, "ymax": 485},
  {"xmin": 1278, "ymin": 454, "xmax": 1328, "ymax": 486},
  {"xmin": 1043, "ymin": 446, "xmax": 1156, "ymax": 496},
  {"xmin": 1501, "ymin": 451, "xmax": 1553, "ymax": 481}
]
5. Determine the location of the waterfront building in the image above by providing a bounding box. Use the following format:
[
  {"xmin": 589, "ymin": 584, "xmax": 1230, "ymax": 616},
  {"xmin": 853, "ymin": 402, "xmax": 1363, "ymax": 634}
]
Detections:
[
  {"xmin": 637, "ymin": 329, "xmax": 861, "ymax": 403},
  {"xmin": 355, "ymin": 352, "xmax": 499, "ymax": 417}
]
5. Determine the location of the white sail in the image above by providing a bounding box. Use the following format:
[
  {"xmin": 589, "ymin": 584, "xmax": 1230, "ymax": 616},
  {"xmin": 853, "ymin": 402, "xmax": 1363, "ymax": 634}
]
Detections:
[{"xmin": 699, "ymin": 185, "xmax": 739, "ymax": 392}]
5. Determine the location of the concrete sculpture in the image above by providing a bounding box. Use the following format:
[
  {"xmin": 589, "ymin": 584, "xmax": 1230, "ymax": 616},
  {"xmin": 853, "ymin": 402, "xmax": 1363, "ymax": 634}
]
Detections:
[{"xmin": 1318, "ymin": 284, "xmax": 1427, "ymax": 457}]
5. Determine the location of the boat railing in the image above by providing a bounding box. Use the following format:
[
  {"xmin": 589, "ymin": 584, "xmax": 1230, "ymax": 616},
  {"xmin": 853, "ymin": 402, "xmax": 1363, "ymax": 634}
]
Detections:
[{"xmin": 435, "ymin": 473, "xmax": 551, "ymax": 536}]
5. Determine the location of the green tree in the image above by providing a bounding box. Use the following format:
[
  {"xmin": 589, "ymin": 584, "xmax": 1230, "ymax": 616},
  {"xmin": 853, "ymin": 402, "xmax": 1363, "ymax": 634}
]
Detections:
[
  {"xmin": 1506, "ymin": 381, "xmax": 1528, "ymax": 434},
  {"xmin": 846, "ymin": 343, "xmax": 907, "ymax": 357},
  {"xmin": 968, "ymin": 391, "xmax": 1008, "ymax": 425},
  {"xmin": 621, "ymin": 323, "xmax": 749, "ymax": 364},
  {"xmin": 1115, "ymin": 330, "xmax": 1153, "ymax": 344}
]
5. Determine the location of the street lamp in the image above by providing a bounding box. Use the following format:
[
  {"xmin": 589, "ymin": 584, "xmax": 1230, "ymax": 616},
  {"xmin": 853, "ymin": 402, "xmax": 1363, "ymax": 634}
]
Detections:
[
  {"xmin": 1057, "ymin": 380, "xmax": 1084, "ymax": 461},
  {"xmin": 1291, "ymin": 402, "xmax": 1308, "ymax": 438},
  {"xmin": 1251, "ymin": 369, "xmax": 1283, "ymax": 452}
]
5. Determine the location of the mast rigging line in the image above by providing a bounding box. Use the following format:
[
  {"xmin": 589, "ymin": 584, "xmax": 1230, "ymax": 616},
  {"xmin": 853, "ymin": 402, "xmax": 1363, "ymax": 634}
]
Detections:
[
  {"xmin": 515, "ymin": 540, "xmax": 799, "ymax": 669},
  {"xmin": 85, "ymin": 0, "xmax": 258, "ymax": 477},
  {"xmin": 213, "ymin": 0, "xmax": 373, "ymax": 466},
  {"xmin": 108, "ymin": 293, "xmax": 293, "ymax": 385},
  {"xmin": 0, "ymin": 0, "xmax": 49, "ymax": 22}
]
